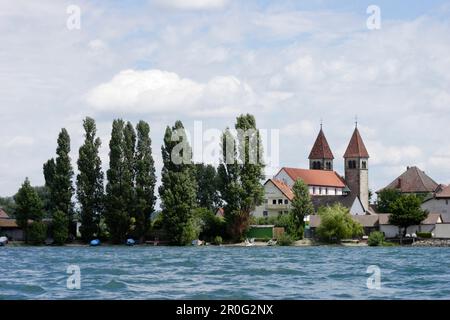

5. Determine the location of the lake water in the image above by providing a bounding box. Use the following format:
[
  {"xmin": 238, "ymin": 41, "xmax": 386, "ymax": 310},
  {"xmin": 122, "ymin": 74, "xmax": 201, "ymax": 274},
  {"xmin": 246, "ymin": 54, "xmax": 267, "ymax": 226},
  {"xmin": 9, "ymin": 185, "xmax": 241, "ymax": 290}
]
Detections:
[{"xmin": 1, "ymin": 246, "xmax": 450, "ymax": 300}]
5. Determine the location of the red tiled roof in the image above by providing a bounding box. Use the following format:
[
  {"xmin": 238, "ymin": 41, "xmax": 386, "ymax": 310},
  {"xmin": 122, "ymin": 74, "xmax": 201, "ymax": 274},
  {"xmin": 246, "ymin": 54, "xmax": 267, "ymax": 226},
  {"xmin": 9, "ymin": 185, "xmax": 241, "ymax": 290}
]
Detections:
[
  {"xmin": 379, "ymin": 166, "xmax": 439, "ymax": 193},
  {"xmin": 436, "ymin": 185, "xmax": 450, "ymax": 198},
  {"xmin": 344, "ymin": 128, "xmax": 369, "ymax": 158},
  {"xmin": 281, "ymin": 167, "xmax": 346, "ymax": 188},
  {"xmin": 308, "ymin": 129, "xmax": 334, "ymax": 160},
  {"xmin": 267, "ymin": 179, "xmax": 294, "ymax": 201},
  {"xmin": 0, "ymin": 209, "xmax": 9, "ymax": 219}
]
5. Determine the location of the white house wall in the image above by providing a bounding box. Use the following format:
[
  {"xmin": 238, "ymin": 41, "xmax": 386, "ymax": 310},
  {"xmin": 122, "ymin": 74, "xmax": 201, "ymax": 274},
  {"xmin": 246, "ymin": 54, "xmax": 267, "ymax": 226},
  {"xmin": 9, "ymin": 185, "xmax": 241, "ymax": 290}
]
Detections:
[
  {"xmin": 422, "ymin": 199, "xmax": 450, "ymax": 215},
  {"xmin": 434, "ymin": 224, "xmax": 450, "ymax": 238}
]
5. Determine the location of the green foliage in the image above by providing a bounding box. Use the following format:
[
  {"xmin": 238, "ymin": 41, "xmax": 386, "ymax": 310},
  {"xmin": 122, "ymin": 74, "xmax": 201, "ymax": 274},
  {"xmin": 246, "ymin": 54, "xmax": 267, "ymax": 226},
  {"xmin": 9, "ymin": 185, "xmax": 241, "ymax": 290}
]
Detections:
[
  {"xmin": 52, "ymin": 210, "xmax": 69, "ymax": 245},
  {"xmin": 277, "ymin": 233, "xmax": 294, "ymax": 246},
  {"xmin": 377, "ymin": 188, "xmax": 402, "ymax": 213},
  {"xmin": 76, "ymin": 117, "xmax": 104, "ymax": 242},
  {"xmin": 134, "ymin": 120, "xmax": 156, "ymax": 242},
  {"xmin": 212, "ymin": 235, "xmax": 223, "ymax": 245},
  {"xmin": 159, "ymin": 121, "xmax": 198, "ymax": 245},
  {"xmin": 217, "ymin": 114, "xmax": 265, "ymax": 241},
  {"xmin": 316, "ymin": 204, "xmax": 363, "ymax": 243},
  {"xmin": 389, "ymin": 194, "xmax": 428, "ymax": 237},
  {"xmin": 32, "ymin": 186, "xmax": 52, "ymax": 218},
  {"xmin": 28, "ymin": 221, "xmax": 47, "ymax": 245},
  {"xmin": 0, "ymin": 196, "xmax": 16, "ymax": 216},
  {"xmin": 290, "ymin": 179, "xmax": 314, "ymax": 238},
  {"xmin": 195, "ymin": 163, "xmax": 222, "ymax": 211},
  {"xmin": 275, "ymin": 213, "xmax": 302, "ymax": 240},
  {"xmin": 14, "ymin": 178, "xmax": 44, "ymax": 243},
  {"xmin": 193, "ymin": 207, "xmax": 226, "ymax": 241},
  {"xmin": 416, "ymin": 232, "xmax": 432, "ymax": 238},
  {"xmin": 368, "ymin": 231, "xmax": 385, "ymax": 246},
  {"xmin": 105, "ymin": 119, "xmax": 132, "ymax": 243}
]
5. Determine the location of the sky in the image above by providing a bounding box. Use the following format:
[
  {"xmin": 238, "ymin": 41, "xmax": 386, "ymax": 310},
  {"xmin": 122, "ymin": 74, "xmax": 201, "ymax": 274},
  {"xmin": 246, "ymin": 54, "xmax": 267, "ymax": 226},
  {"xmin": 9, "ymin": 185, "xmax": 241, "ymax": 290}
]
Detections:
[{"xmin": 1, "ymin": 0, "xmax": 450, "ymax": 198}]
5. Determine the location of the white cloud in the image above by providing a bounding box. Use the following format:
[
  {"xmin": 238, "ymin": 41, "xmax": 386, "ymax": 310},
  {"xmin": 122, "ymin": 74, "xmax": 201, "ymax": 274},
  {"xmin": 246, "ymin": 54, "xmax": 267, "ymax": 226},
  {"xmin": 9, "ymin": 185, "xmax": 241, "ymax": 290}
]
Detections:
[
  {"xmin": 86, "ymin": 69, "xmax": 255, "ymax": 117},
  {"xmin": 154, "ymin": 0, "xmax": 228, "ymax": 10}
]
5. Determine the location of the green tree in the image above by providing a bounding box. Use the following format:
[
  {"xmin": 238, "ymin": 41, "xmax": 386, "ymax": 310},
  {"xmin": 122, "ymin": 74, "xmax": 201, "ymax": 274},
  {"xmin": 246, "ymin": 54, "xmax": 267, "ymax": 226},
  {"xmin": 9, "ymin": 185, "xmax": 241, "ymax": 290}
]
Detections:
[
  {"xmin": 52, "ymin": 210, "xmax": 69, "ymax": 245},
  {"xmin": 134, "ymin": 120, "xmax": 156, "ymax": 242},
  {"xmin": 218, "ymin": 114, "xmax": 265, "ymax": 241},
  {"xmin": 377, "ymin": 188, "xmax": 402, "ymax": 213},
  {"xmin": 316, "ymin": 204, "xmax": 363, "ymax": 243},
  {"xmin": 14, "ymin": 178, "xmax": 44, "ymax": 243},
  {"xmin": 123, "ymin": 121, "xmax": 137, "ymax": 217},
  {"xmin": 28, "ymin": 221, "xmax": 47, "ymax": 245},
  {"xmin": 159, "ymin": 121, "xmax": 198, "ymax": 245},
  {"xmin": 389, "ymin": 194, "xmax": 428, "ymax": 243},
  {"xmin": 195, "ymin": 163, "xmax": 221, "ymax": 211},
  {"xmin": 0, "ymin": 196, "xmax": 16, "ymax": 216},
  {"xmin": 105, "ymin": 119, "xmax": 131, "ymax": 243},
  {"xmin": 290, "ymin": 179, "xmax": 314, "ymax": 239},
  {"xmin": 76, "ymin": 117, "xmax": 104, "ymax": 242}
]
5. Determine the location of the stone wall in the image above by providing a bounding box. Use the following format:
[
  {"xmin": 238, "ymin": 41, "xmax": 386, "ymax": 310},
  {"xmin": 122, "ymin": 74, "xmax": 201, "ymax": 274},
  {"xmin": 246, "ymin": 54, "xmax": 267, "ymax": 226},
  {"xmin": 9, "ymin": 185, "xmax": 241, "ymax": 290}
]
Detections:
[{"xmin": 412, "ymin": 239, "xmax": 450, "ymax": 247}]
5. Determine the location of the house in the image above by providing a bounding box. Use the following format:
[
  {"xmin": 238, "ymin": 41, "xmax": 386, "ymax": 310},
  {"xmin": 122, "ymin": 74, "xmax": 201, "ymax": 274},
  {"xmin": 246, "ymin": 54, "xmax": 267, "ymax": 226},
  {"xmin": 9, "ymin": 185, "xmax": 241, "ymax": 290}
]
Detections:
[
  {"xmin": 0, "ymin": 209, "xmax": 24, "ymax": 241},
  {"xmin": 308, "ymin": 214, "xmax": 378, "ymax": 237},
  {"xmin": 378, "ymin": 213, "xmax": 443, "ymax": 238},
  {"xmin": 422, "ymin": 184, "xmax": 450, "ymax": 221},
  {"xmin": 378, "ymin": 166, "xmax": 440, "ymax": 196},
  {"xmin": 252, "ymin": 124, "xmax": 370, "ymax": 217}
]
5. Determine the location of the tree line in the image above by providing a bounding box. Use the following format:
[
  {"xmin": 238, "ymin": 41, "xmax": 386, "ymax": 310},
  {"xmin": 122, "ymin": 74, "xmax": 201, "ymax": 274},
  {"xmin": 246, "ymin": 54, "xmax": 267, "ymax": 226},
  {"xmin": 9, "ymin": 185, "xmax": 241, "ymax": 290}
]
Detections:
[{"xmin": 11, "ymin": 114, "xmax": 267, "ymax": 245}]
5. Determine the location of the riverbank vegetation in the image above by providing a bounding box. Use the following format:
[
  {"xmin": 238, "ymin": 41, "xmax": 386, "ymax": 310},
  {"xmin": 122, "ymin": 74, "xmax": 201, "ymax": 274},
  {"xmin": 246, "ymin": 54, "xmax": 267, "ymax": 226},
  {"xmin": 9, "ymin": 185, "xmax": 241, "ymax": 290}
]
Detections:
[{"xmin": 316, "ymin": 204, "xmax": 363, "ymax": 243}]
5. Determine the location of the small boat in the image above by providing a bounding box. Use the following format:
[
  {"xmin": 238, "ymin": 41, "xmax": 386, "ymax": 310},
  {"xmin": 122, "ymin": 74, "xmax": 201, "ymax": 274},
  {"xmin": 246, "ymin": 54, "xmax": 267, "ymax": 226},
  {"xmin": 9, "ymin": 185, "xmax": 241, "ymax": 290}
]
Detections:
[
  {"xmin": 244, "ymin": 238, "xmax": 255, "ymax": 247},
  {"xmin": 90, "ymin": 239, "xmax": 100, "ymax": 246},
  {"xmin": 126, "ymin": 238, "xmax": 135, "ymax": 246},
  {"xmin": 267, "ymin": 239, "xmax": 277, "ymax": 246},
  {"xmin": 191, "ymin": 239, "xmax": 203, "ymax": 246},
  {"xmin": 0, "ymin": 236, "xmax": 8, "ymax": 246}
]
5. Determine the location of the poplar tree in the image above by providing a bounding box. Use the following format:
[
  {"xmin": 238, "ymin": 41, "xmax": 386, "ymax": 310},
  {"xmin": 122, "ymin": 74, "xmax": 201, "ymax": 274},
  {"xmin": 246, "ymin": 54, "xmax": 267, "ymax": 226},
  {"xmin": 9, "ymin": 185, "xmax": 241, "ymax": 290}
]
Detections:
[
  {"xmin": 105, "ymin": 119, "xmax": 130, "ymax": 243},
  {"xmin": 291, "ymin": 179, "xmax": 314, "ymax": 238},
  {"xmin": 159, "ymin": 121, "xmax": 197, "ymax": 245},
  {"xmin": 123, "ymin": 122, "xmax": 137, "ymax": 218},
  {"xmin": 76, "ymin": 117, "xmax": 104, "ymax": 242},
  {"xmin": 134, "ymin": 120, "xmax": 156, "ymax": 242},
  {"xmin": 195, "ymin": 163, "xmax": 221, "ymax": 211}
]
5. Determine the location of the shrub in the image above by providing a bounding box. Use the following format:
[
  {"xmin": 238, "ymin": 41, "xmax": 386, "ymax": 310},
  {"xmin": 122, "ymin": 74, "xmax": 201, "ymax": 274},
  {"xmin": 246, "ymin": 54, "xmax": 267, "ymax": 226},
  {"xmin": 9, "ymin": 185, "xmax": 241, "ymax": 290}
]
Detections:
[
  {"xmin": 416, "ymin": 232, "xmax": 432, "ymax": 238},
  {"xmin": 368, "ymin": 231, "xmax": 385, "ymax": 246},
  {"xmin": 277, "ymin": 233, "xmax": 294, "ymax": 246},
  {"xmin": 28, "ymin": 221, "xmax": 47, "ymax": 245},
  {"xmin": 212, "ymin": 236, "xmax": 223, "ymax": 245},
  {"xmin": 316, "ymin": 204, "xmax": 363, "ymax": 243}
]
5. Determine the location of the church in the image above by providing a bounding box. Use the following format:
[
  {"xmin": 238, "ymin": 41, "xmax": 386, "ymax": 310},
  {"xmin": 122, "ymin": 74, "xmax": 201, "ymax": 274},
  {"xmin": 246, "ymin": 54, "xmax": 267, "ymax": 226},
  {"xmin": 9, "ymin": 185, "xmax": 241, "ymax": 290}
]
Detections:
[{"xmin": 252, "ymin": 124, "xmax": 370, "ymax": 217}]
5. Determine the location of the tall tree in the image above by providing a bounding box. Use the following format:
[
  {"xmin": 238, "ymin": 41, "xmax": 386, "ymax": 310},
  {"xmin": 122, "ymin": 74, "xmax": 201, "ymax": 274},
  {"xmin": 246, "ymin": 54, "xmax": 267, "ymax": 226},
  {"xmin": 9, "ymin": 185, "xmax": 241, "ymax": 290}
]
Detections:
[
  {"xmin": 291, "ymin": 179, "xmax": 314, "ymax": 238},
  {"xmin": 389, "ymin": 194, "xmax": 428, "ymax": 243},
  {"xmin": 123, "ymin": 121, "xmax": 137, "ymax": 217},
  {"xmin": 218, "ymin": 114, "xmax": 265, "ymax": 241},
  {"xmin": 134, "ymin": 120, "xmax": 156, "ymax": 242},
  {"xmin": 43, "ymin": 159, "xmax": 56, "ymax": 210},
  {"xmin": 377, "ymin": 188, "xmax": 402, "ymax": 213},
  {"xmin": 105, "ymin": 119, "xmax": 131, "ymax": 243},
  {"xmin": 14, "ymin": 178, "xmax": 44, "ymax": 243},
  {"xmin": 76, "ymin": 117, "xmax": 104, "ymax": 242},
  {"xmin": 195, "ymin": 163, "xmax": 221, "ymax": 211},
  {"xmin": 159, "ymin": 121, "xmax": 198, "ymax": 245}
]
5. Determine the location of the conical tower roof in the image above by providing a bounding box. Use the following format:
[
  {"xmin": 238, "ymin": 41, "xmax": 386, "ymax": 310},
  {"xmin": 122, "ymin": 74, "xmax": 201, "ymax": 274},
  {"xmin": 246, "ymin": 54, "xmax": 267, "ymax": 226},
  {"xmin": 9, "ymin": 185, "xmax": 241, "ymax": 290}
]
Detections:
[
  {"xmin": 344, "ymin": 127, "xmax": 369, "ymax": 158},
  {"xmin": 308, "ymin": 128, "xmax": 334, "ymax": 160}
]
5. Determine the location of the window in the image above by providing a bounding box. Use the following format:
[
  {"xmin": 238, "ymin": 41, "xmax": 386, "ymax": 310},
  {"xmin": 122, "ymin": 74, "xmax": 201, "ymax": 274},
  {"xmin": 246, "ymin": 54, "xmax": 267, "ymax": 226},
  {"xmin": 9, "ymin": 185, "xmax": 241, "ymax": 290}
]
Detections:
[
  {"xmin": 319, "ymin": 187, "xmax": 322, "ymax": 195},
  {"xmin": 447, "ymin": 200, "xmax": 449, "ymax": 205},
  {"xmin": 326, "ymin": 188, "xmax": 329, "ymax": 195},
  {"xmin": 284, "ymin": 199, "xmax": 289, "ymax": 205},
  {"xmin": 326, "ymin": 162, "xmax": 332, "ymax": 170},
  {"xmin": 263, "ymin": 211, "xmax": 268, "ymax": 217},
  {"xmin": 264, "ymin": 199, "xmax": 268, "ymax": 204},
  {"xmin": 278, "ymin": 199, "xmax": 283, "ymax": 204},
  {"xmin": 362, "ymin": 161, "xmax": 367, "ymax": 169},
  {"xmin": 272, "ymin": 199, "xmax": 277, "ymax": 205},
  {"xmin": 313, "ymin": 187, "xmax": 316, "ymax": 194},
  {"xmin": 312, "ymin": 161, "xmax": 321, "ymax": 169},
  {"xmin": 348, "ymin": 160, "xmax": 357, "ymax": 169}
]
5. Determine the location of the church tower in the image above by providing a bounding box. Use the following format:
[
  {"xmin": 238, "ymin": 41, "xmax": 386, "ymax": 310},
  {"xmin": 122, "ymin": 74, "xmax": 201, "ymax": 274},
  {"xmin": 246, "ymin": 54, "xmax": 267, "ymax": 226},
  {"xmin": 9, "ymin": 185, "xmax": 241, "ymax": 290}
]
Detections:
[
  {"xmin": 309, "ymin": 125, "xmax": 334, "ymax": 171},
  {"xmin": 344, "ymin": 124, "xmax": 370, "ymax": 210}
]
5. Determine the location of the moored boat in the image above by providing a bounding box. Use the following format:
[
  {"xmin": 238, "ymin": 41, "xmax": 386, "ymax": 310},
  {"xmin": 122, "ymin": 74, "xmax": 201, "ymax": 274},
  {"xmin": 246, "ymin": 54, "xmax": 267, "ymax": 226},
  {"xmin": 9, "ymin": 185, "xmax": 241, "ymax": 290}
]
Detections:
[{"xmin": 90, "ymin": 239, "xmax": 100, "ymax": 246}]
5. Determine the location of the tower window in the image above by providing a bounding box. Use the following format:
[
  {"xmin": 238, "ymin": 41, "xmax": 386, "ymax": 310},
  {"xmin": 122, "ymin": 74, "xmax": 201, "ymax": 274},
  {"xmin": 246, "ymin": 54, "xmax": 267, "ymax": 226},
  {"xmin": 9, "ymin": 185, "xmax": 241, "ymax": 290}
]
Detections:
[
  {"xmin": 362, "ymin": 161, "xmax": 367, "ymax": 169},
  {"xmin": 326, "ymin": 162, "xmax": 332, "ymax": 170},
  {"xmin": 312, "ymin": 161, "xmax": 321, "ymax": 169},
  {"xmin": 348, "ymin": 160, "xmax": 357, "ymax": 169}
]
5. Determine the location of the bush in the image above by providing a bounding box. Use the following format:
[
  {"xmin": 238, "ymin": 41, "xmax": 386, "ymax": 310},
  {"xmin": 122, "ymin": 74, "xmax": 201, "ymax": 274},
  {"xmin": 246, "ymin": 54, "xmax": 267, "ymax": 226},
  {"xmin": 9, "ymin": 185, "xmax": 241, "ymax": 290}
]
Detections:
[
  {"xmin": 316, "ymin": 204, "xmax": 363, "ymax": 243},
  {"xmin": 28, "ymin": 221, "xmax": 47, "ymax": 245},
  {"xmin": 52, "ymin": 210, "xmax": 69, "ymax": 245},
  {"xmin": 212, "ymin": 236, "xmax": 223, "ymax": 245},
  {"xmin": 416, "ymin": 232, "xmax": 432, "ymax": 238},
  {"xmin": 277, "ymin": 233, "xmax": 294, "ymax": 246},
  {"xmin": 193, "ymin": 208, "xmax": 226, "ymax": 242},
  {"xmin": 368, "ymin": 231, "xmax": 385, "ymax": 246}
]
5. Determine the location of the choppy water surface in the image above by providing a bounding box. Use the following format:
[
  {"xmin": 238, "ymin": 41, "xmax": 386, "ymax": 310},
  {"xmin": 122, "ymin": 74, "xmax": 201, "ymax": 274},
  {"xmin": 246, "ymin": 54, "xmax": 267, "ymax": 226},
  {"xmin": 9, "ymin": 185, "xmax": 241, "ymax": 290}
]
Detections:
[{"xmin": 1, "ymin": 246, "xmax": 450, "ymax": 299}]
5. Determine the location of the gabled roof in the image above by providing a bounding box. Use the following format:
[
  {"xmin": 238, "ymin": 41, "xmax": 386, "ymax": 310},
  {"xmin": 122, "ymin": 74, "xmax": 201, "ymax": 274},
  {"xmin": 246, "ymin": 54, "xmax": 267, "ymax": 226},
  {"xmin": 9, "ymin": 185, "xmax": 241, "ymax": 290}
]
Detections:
[
  {"xmin": 379, "ymin": 166, "xmax": 439, "ymax": 194},
  {"xmin": 266, "ymin": 179, "xmax": 294, "ymax": 201},
  {"xmin": 311, "ymin": 194, "xmax": 358, "ymax": 212},
  {"xmin": 436, "ymin": 185, "xmax": 450, "ymax": 198},
  {"xmin": 308, "ymin": 128, "xmax": 334, "ymax": 160},
  {"xmin": 279, "ymin": 167, "xmax": 346, "ymax": 188},
  {"xmin": 0, "ymin": 209, "xmax": 9, "ymax": 219},
  {"xmin": 344, "ymin": 127, "xmax": 369, "ymax": 158}
]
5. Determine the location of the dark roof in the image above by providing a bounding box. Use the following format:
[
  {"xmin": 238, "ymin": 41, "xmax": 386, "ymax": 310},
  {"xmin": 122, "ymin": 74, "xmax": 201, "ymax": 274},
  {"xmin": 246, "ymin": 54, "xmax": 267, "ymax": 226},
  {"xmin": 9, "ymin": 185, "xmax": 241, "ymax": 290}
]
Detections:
[
  {"xmin": 308, "ymin": 128, "xmax": 334, "ymax": 160},
  {"xmin": 436, "ymin": 185, "xmax": 450, "ymax": 198},
  {"xmin": 309, "ymin": 214, "xmax": 378, "ymax": 228},
  {"xmin": 0, "ymin": 209, "xmax": 9, "ymax": 219},
  {"xmin": 311, "ymin": 194, "xmax": 358, "ymax": 212},
  {"xmin": 266, "ymin": 179, "xmax": 294, "ymax": 201},
  {"xmin": 344, "ymin": 127, "xmax": 369, "ymax": 158},
  {"xmin": 280, "ymin": 167, "xmax": 346, "ymax": 188},
  {"xmin": 379, "ymin": 166, "xmax": 439, "ymax": 194}
]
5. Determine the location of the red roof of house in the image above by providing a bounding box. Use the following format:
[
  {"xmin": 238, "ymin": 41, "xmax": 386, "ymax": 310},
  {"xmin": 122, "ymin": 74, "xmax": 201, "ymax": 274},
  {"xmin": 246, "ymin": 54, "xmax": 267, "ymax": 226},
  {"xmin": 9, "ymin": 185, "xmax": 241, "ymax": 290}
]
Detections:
[
  {"xmin": 0, "ymin": 209, "xmax": 9, "ymax": 219},
  {"xmin": 436, "ymin": 185, "xmax": 450, "ymax": 198},
  {"xmin": 267, "ymin": 179, "xmax": 294, "ymax": 201},
  {"xmin": 308, "ymin": 128, "xmax": 334, "ymax": 160},
  {"xmin": 344, "ymin": 128, "xmax": 369, "ymax": 158},
  {"xmin": 280, "ymin": 167, "xmax": 346, "ymax": 188}
]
